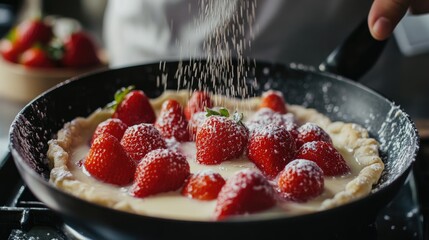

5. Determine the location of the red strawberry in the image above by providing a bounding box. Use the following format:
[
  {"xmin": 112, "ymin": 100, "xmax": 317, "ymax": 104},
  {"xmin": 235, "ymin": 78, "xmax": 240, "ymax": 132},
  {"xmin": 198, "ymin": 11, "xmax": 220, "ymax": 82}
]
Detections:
[
  {"xmin": 277, "ymin": 159, "xmax": 324, "ymax": 202},
  {"xmin": 15, "ymin": 19, "xmax": 53, "ymax": 52},
  {"xmin": 61, "ymin": 31, "xmax": 100, "ymax": 68},
  {"xmin": 112, "ymin": 88, "xmax": 156, "ymax": 126},
  {"xmin": 259, "ymin": 90, "xmax": 287, "ymax": 114},
  {"xmin": 214, "ymin": 170, "xmax": 276, "ymax": 220},
  {"xmin": 0, "ymin": 40, "xmax": 20, "ymax": 63},
  {"xmin": 181, "ymin": 170, "xmax": 226, "ymax": 200},
  {"xmin": 196, "ymin": 109, "xmax": 248, "ymax": 165},
  {"xmin": 120, "ymin": 123, "xmax": 166, "ymax": 163},
  {"xmin": 247, "ymin": 108, "xmax": 285, "ymax": 131},
  {"xmin": 188, "ymin": 111, "xmax": 207, "ymax": 141},
  {"xmin": 247, "ymin": 108, "xmax": 298, "ymax": 139},
  {"xmin": 19, "ymin": 47, "xmax": 55, "ymax": 68},
  {"xmin": 295, "ymin": 141, "xmax": 350, "ymax": 176},
  {"xmin": 247, "ymin": 124, "xmax": 296, "ymax": 179},
  {"xmin": 131, "ymin": 149, "xmax": 190, "ymax": 198},
  {"xmin": 91, "ymin": 118, "xmax": 128, "ymax": 144},
  {"xmin": 84, "ymin": 133, "xmax": 136, "ymax": 185},
  {"xmin": 184, "ymin": 91, "xmax": 213, "ymax": 120},
  {"xmin": 155, "ymin": 99, "xmax": 190, "ymax": 142},
  {"xmin": 296, "ymin": 123, "xmax": 332, "ymax": 149}
]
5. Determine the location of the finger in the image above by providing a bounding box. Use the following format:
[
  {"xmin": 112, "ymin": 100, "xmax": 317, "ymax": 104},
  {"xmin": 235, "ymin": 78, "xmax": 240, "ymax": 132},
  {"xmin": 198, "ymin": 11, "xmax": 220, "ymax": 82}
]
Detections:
[
  {"xmin": 368, "ymin": 0, "xmax": 412, "ymax": 41},
  {"xmin": 410, "ymin": 0, "xmax": 429, "ymax": 14}
]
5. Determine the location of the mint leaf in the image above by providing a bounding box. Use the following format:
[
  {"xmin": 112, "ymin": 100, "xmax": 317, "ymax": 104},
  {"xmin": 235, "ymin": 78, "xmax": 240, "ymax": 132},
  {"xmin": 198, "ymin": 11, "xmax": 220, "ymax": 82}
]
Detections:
[
  {"xmin": 205, "ymin": 108, "xmax": 230, "ymax": 117},
  {"xmin": 105, "ymin": 85, "xmax": 135, "ymax": 110}
]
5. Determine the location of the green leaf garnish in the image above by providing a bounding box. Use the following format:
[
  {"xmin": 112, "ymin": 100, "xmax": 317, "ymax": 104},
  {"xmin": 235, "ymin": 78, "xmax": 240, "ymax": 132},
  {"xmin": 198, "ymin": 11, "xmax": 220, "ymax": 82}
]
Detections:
[
  {"xmin": 205, "ymin": 108, "xmax": 230, "ymax": 117},
  {"xmin": 205, "ymin": 108, "xmax": 245, "ymax": 126},
  {"xmin": 105, "ymin": 85, "xmax": 135, "ymax": 110}
]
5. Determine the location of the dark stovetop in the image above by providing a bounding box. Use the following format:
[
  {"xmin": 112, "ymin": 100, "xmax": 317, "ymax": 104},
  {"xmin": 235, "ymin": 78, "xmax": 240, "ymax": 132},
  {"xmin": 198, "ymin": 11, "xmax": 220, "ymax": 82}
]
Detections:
[{"xmin": 1, "ymin": 139, "xmax": 428, "ymax": 240}]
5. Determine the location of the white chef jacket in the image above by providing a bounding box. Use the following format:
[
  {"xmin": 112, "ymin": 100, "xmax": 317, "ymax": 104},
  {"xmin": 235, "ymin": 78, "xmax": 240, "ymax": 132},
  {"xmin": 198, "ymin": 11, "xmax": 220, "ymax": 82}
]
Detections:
[{"xmin": 104, "ymin": 0, "xmax": 371, "ymax": 67}]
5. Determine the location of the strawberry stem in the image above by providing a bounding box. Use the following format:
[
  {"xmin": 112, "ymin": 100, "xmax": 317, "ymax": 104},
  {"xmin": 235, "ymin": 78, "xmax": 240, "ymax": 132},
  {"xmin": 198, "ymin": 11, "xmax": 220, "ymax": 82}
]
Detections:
[
  {"xmin": 232, "ymin": 112, "xmax": 244, "ymax": 123},
  {"xmin": 105, "ymin": 85, "xmax": 135, "ymax": 110}
]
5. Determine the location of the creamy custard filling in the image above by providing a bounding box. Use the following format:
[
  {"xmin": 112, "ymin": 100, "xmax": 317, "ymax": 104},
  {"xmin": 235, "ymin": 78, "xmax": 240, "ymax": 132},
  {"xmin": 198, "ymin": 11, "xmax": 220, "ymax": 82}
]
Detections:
[{"xmin": 48, "ymin": 90, "xmax": 384, "ymax": 221}]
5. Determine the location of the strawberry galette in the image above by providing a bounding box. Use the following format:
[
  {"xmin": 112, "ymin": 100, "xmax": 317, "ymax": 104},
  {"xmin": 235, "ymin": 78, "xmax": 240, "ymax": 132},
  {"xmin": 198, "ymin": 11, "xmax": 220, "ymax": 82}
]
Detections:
[{"xmin": 47, "ymin": 87, "xmax": 384, "ymax": 221}]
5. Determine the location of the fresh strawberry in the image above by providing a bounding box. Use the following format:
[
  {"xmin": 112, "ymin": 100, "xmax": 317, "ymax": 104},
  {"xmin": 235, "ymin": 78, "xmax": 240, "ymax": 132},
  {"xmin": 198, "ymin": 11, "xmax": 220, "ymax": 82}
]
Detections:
[
  {"xmin": 84, "ymin": 133, "xmax": 136, "ymax": 186},
  {"xmin": 19, "ymin": 47, "xmax": 55, "ymax": 68},
  {"xmin": 214, "ymin": 170, "xmax": 276, "ymax": 220},
  {"xmin": 247, "ymin": 124, "xmax": 296, "ymax": 179},
  {"xmin": 91, "ymin": 118, "xmax": 128, "ymax": 145},
  {"xmin": 247, "ymin": 108, "xmax": 298, "ymax": 139},
  {"xmin": 155, "ymin": 99, "xmax": 190, "ymax": 142},
  {"xmin": 296, "ymin": 123, "xmax": 332, "ymax": 149},
  {"xmin": 295, "ymin": 141, "xmax": 350, "ymax": 176},
  {"xmin": 131, "ymin": 149, "xmax": 190, "ymax": 198},
  {"xmin": 247, "ymin": 108, "xmax": 285, "ymax": 131},
  {"xmin": 277, "ymin": 159, "xmax": 324, "ymax": 202},
  {"xmin": 61, "ymin": 31, "xmax": 100, "ymax": 68},
  {"xmin": 259, "ymin": 90, "xmax": 287, "ymax": 114},
  {"xmin": 188, "ymin": 111, "xmax": 207, "ymax": 141},
  {"xmin": 111, "ymin": 87, "xmax": 156, "ymax": 126},
  {"xmin": 0, "ymin": 40, "xmax": 20, "ymax": 63},
  {"xmin": 181, "ymin": 170, "xmax": 226, "ymax": 200},
  {"xmin": 120, "ymin": 123, "xmax": 166, "ymax": 163},
  {"xmin": 184, "ymin": 91, "xmax": 214, "ymax": 120},
  {"xmin": 196, "ymin": 109, "xmax": 248, "ymax": 165},
  {"xmin": 14, "ymin": 19, "xmax": 53, "ymax": 52}
]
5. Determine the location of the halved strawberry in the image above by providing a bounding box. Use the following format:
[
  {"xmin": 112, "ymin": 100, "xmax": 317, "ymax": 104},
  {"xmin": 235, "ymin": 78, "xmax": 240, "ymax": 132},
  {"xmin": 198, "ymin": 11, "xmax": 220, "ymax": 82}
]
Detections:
[
  {"xmin": 131, "ymin": 149, "xmax": 190, "ymax": 198},
  {"xmin": 277, "ymin": 159, "xmax": 324, "ymax": 202},
  {"xmin": 188, "ymin": 111, "xmax": 207, "ymax": 141},
  {"xmin": 84, "ymin": 133, "xmax": 136, "ymax": 186},
  {"xmin": 296, "ymin": 123, "xmax": 332, "ymax": 149},
  {"xmin": 91, "ymin": 118, "xmax": 128, "ymax": 145},
  {"xmin": 184, "ymin": 91, "xmax": 213, "ymax": 120},
  {"xmin": 120, "ymin": 123, "xmax": 166, "ymax": 163},
  {"xmin": 247, "ymin": 124, "xmax": 296, "ymax": 179},
  {"xmin": 258, "ymin": 90, "xmax": 287, "ymax": 114},
  {"xmin": 181, "ymin": 170, "xmax": 226, "ymax": 200},
  {"xmin": 19, "ymin": 47, "xmax": 55, "ymax": 68},
  {"xmin": 61, "ymin": 31, "xmax": 100, "ymax": 68},
  {"xmin": 111, "ymin": 87, "xmax": 156, "ymax": 126},
  {"xmin": 196, "ymin": 109, "xmax": 248, "ymax": 165},
  {"xmin": 214, "ymin": 170, "xmax": 276, "ymax": 220},
  {"xmin": 155, "ymin": 99, "xmax": 190, "ymax": 142},
  {"xmin": 295, "ymin": 141, "xmax": 350, "ymax": 176}
]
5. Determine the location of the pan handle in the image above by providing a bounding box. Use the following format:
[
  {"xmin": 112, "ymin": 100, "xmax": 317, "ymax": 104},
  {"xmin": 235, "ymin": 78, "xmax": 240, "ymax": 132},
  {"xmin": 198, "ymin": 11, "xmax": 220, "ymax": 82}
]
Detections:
[{"xmin": 318, "ymin": 19, "xmax": 388, "ymax": 80}]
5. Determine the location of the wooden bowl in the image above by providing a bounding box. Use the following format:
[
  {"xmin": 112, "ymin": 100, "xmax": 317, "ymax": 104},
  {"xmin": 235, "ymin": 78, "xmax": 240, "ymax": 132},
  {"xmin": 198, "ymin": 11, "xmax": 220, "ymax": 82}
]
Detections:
[{"xmin": 0, "ymin": 56, "xmax": 106, "ymax": 103}]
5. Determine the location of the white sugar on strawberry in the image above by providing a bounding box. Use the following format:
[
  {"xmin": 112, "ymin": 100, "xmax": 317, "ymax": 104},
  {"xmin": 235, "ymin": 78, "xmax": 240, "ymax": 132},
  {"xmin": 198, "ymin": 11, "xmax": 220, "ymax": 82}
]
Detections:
[{"xmin": 48, "ymin": 89, "xmax": 383, "ymax": 221}]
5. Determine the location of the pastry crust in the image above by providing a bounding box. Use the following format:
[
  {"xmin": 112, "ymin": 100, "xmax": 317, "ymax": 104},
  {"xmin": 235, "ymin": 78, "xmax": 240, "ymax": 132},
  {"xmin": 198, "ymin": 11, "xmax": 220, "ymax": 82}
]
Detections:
[{"xmin": 47, "ymin": 90, "xmax": 384, "ymax": 219}]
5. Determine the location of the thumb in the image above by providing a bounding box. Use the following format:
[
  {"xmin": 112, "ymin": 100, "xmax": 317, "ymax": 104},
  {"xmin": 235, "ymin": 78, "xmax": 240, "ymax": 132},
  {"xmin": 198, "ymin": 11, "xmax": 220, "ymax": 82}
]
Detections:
[{"xmin": 368, "ymin": 0, "xmax": 412, "ymax": 41}]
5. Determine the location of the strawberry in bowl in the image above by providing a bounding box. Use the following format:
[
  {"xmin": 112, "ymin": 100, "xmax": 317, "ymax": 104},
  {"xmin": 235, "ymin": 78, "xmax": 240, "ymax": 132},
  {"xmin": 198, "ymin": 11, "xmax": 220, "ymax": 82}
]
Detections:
[{"xmin": 0, "ymin": 17, "xmax": 104, "ymax": 102}]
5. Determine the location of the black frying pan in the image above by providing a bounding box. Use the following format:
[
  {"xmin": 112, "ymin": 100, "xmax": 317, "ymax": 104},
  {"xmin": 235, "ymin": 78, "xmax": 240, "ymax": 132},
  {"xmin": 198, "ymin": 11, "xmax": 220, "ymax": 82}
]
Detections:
[{"xmin": 9, "ymin": 21, "xmax": 419, "ymax": 239}]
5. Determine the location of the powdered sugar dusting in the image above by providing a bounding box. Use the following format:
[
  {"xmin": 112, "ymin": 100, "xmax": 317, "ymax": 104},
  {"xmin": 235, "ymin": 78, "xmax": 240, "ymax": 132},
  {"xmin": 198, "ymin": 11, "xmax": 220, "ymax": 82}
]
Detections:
[{"xmin": 375, "ymin": 105, "xmax": 418, "ymax": 191}]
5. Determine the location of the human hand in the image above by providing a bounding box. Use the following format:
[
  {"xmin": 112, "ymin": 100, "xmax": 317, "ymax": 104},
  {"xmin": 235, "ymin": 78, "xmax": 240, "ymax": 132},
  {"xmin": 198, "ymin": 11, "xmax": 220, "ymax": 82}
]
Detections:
[{"xmin": 368, "ymin": 0, "xmax": 429, "ymax": 41}]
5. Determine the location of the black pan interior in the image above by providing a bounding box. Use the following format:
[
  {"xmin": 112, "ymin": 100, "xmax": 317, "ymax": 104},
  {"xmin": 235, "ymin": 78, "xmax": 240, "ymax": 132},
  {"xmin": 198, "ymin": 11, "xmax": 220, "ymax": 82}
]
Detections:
[{"xmin": 8, "ymin": 60, "xmax": 419, "ymax": 239}]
